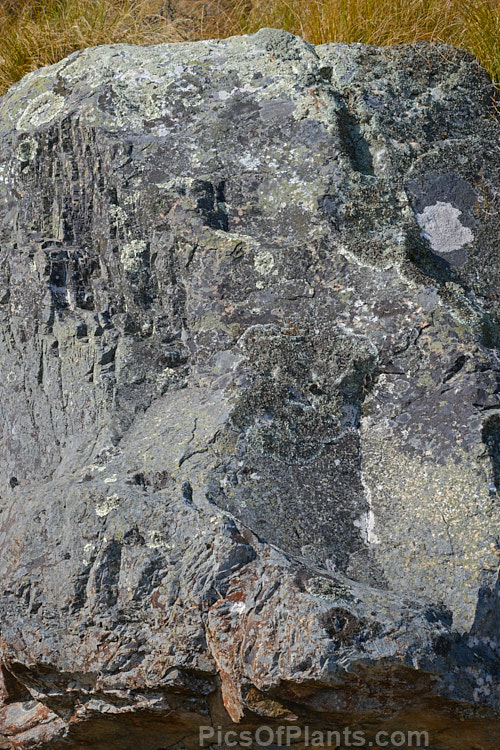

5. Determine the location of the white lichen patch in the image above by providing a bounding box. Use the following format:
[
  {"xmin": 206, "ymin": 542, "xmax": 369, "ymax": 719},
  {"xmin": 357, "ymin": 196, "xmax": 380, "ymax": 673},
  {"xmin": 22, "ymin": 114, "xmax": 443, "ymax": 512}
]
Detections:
[
  {"xmin": 109, "ymin": 204, "xmax": 128, "ymax": 228},
  {"xmin": 146, "ymin": 530, "xmax": 166, "ymax": 549},
  {"xmin": 371, "ymin": 144, "xmax": 391, "ymax": 176},
  {"xmin": 155, "ymin": 176, "xmax": 195, "ymax": 191},
  {"xmin": 82, "ymin": 542, "xmax": 96, "ymax": 565},
  {"xmin": 354, "ymin": 472, "xmax": 380, "ymax": 545},
  {"xmin": 95, "ymin": 493, "xmax": 120, "ymax": 517},
  {"xmin": 238, "ymin": 151, "xmax": 261, "ymax": 170},
  {"xmin": 416, "ymin": 201, "xmax": 474, "ymax": 254},
  {"xmin": 121, "ymin": 240, "xmax": 147, "ymax": 274},
  {"xmin": 16, "ymin": 92, "xmax": 65, "ymax": 131},
  {"xmin": 254, "ymin": 249, "xmax": 275, "ymax": 275}
]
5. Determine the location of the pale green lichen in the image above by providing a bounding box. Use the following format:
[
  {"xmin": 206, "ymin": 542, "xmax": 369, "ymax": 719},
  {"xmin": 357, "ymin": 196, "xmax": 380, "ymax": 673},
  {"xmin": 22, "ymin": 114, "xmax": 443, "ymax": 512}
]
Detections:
[
  {"xmin": 146, "ymin": 530, "xmax": 166, "ymax": 549},
  {"xmin": 254, "ymin": 249, "xmax": 275, "ymax": 275},
  {"xmin": 258, "ymin": 174, "xmax": 320, "ymax": 216},
  {"xmin": 121, "ymin": 240, "xmax": 147, "ymax": 274},
  {"xmin": 109, "ymin": 204, "xmax": 128, "ymax": 229},
  {"xmin": 306, "ymin": 577, "xmax": 355, "ymax": 602},
  {"xmin": 192, "ymin": 311, "xmax": 227, "ymax": 333},
  {"xmin": 1, "ymin": 31, "xmax": 324, "ymax": 137},
  {"xmin": 15, "ymin": 137, "xmax": 38, "ymax": 162},
  {"xmin": 361, "ymin": 438, "xmax": 500, "ymax": 631},
  {"xmin": 16, "ymin": 92, "xmax": 65, "ymax": 131},
  {"xmin": 95, "ymin": 493, "xmax": 120, "ymax": 517}
]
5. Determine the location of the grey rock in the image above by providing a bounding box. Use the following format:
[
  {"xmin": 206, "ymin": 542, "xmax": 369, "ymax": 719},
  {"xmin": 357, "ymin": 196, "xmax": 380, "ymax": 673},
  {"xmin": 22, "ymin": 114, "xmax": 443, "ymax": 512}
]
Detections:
[{"xmin": 0, "ymin": 28, "xmax": 498, "ymax": 749}]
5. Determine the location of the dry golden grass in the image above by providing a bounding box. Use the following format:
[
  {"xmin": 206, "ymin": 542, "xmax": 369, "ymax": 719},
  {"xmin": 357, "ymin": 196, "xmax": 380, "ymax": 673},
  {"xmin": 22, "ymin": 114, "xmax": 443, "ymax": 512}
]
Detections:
[
  {"xmin": 0, "ymin": 0, "xmax": 236, "ymax": 93},
  {"xmin": 231, "ymin": 0, "xmax": 500, "ymax": 84},
  {"xmin": 233, "ymin": 0, "xmax": 458, "ymax": 46},
  {"xmin": 0, "ymin": 0, "xmax": 498, "ymax": 95},
  {"xmin": 455, "ymin": 0, "xmax": 500, "ymax": 85}
]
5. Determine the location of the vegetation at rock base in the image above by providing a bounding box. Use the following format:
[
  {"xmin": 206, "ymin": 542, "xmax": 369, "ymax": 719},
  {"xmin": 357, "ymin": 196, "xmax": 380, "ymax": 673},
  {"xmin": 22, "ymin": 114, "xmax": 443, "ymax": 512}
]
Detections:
[{"xmin": 0, "ymin": 0, "xmax": 499, "ymax": 94}]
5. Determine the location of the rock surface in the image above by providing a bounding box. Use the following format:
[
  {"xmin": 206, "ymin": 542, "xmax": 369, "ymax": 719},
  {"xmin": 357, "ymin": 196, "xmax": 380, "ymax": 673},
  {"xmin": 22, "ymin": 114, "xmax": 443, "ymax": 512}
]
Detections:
[{"xmin": 0, "ymin": 28, "xmax": 499, "ymax": 749}]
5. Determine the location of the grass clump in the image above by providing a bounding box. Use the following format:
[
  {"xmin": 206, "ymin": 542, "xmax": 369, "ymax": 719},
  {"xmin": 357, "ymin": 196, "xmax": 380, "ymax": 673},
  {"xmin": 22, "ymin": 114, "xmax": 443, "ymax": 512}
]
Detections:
[
  {"xmin": 0, "ymin": 0, "xmax": 498, "ymax": 95},
  {"xmin": 0, "ymin": 0, "xmax": 234, "ymax": 93},
  {"xmin": 231, "ymin": 0, "xmax": 500, "ymax": 85}
]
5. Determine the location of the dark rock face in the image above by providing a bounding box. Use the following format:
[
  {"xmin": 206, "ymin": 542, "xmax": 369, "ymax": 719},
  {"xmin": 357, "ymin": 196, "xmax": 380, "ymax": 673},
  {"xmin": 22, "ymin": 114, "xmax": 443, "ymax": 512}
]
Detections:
[{"xmin": 0, "ymin": 28, "xmax": 498, "ymax": 749}]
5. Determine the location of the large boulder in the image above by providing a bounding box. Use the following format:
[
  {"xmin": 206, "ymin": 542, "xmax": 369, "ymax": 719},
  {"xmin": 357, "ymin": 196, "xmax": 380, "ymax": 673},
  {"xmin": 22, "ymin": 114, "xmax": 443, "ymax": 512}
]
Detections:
[{"xmin": 0, "ymin": 28, "xmax": 498, "ymax": 749}]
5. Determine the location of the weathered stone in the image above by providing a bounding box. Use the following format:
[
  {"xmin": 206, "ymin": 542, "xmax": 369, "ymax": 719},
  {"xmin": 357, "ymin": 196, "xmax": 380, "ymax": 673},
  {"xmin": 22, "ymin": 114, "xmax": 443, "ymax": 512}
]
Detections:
[{"xmin": 0, "ymin": 28, "xmax": 498, "ymax": 749}]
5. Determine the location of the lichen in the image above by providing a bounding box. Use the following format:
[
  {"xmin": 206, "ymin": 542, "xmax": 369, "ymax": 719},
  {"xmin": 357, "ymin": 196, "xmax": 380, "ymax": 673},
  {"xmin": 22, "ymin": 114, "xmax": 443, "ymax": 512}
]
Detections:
[
  {"xmin": 15, "ymin": 137, "xmax": 38, "ymax": 162},
  {"xmin": 254, "ymin": 249, "xmax": 275, "ymax": 275},
  {"xmin": 95, "ymin": 493, "xmax": 120, "ymax": 517},
  {"xmin": 16, "ymin": 92, "xmax": 65, "ymax": 131},
  {"xmin": 120, "ymin": 240, "xmax": 147, "ymax": 274},
  {"xmin": 305, "ymin": 577, "xmax": 356, "ymax": 602},
  {"xmin": 416, "ymin": 201, "xmax": 474, "ymax": 254}
]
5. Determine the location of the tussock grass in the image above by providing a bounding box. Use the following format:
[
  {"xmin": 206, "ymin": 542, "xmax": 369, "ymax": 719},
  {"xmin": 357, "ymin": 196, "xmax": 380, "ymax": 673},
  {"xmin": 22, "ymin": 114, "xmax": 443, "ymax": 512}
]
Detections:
[
  {"xmin": 0, "ymin": 0, "xmax": 498, "ymax": 96},
  {"xmin": 231, "ymin": 0, "xmax": 500, "ymax": 85},
  {"xmin": 456, "ymin": 0, "xmax": 500, "ymax": 85},
  {"xmin": 232, "ymin": 0, "xmax": 458, "ymax": 46},
  {"xmin": 0, "ymin": 0, "xmax": 234, "ymax": 93}
]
